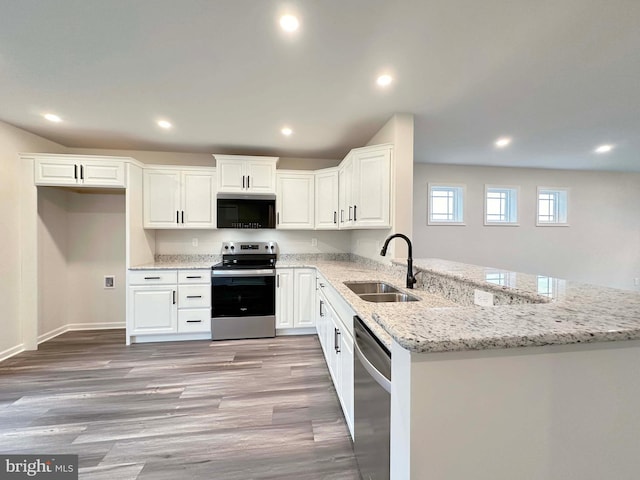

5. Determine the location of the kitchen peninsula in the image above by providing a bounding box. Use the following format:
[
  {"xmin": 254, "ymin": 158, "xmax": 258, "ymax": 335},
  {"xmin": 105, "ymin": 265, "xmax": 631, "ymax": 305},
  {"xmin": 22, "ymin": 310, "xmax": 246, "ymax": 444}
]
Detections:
[{"xmin": 277, "ymin": 255, "xmax": 640, "ymax": 480}]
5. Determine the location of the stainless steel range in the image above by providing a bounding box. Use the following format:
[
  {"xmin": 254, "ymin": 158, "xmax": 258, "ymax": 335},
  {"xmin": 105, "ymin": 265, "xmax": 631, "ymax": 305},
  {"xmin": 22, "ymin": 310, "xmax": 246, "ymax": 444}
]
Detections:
[{"xmin": 211, "ymin": 241, "xmax": 277, "ymax": 340}]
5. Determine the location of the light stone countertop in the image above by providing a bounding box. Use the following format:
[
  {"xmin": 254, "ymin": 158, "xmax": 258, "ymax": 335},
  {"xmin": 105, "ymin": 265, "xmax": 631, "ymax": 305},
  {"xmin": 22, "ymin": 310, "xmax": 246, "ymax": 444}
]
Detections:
[
  {"xmin": 278, "ymin": 257, "xmax": 640, "ymax": 354},
  {"xmin": 130, "ymin": 254, "xmax": 640, "ymax": 354}
]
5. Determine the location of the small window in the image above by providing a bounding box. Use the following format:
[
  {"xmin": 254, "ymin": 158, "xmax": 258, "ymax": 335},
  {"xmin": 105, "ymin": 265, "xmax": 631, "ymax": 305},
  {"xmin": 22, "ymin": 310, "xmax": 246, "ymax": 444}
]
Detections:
[
  {"xmin": 485, "ymin": 186, "xmax": 519, "ymax": 225},
  {"xmin": 537, "ymin": 187, "xmax": 568, "ymax": 226},
  {"xmin": 428, "ymin": 184, "xmax": 465, "ymax": 225}
]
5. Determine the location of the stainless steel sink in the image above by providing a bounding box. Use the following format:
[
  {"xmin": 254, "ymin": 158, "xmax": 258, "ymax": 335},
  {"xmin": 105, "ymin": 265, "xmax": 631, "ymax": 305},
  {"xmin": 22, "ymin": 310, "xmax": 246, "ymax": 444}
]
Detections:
[
  {"xmin": 344, "ymin": 282, "xmax": 419, "ymax": 302},
  {"xmin": 344, "ymin": 281, "xmax": 401, "ymax": 295}
]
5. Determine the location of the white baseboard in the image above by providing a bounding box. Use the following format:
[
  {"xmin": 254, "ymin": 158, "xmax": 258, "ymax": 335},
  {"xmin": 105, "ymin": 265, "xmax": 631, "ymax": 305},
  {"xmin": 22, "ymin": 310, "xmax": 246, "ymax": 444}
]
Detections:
[
  {"xmin": 0, "ymin": 343, "xmax": 25, "ymax": 363},
  {"xmin": 276, "ymin": 327, "xmax": 317, "ymax": 336},
  {"xmin": 130, "ymin": 332, "xmax": 211, "ymax": 343},
  {"xmin": 67, "ymin": 322, "xmax": 125, "ymax": 331},
  {"xmin": 37, "ymin": 325, "xmax": 68, "ymax": 344},
  {"xmin": 38, "ymin": 322, "xmax": 126, "ymax": 345}
]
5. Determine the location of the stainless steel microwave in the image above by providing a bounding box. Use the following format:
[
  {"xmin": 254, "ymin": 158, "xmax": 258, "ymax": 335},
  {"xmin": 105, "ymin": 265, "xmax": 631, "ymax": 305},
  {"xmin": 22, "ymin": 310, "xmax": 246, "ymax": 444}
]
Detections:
[{"xmin": 216, "ymin": 194, "xmax": 276, "ymax": 229}]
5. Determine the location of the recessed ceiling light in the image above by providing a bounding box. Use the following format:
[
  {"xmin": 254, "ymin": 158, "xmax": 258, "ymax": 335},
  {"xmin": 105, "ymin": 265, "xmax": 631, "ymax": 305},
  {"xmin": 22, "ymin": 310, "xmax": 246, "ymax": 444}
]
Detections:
[
  {"xmin": 495, "ymin": 137, "xmax": 512, "ymax": 148},
  {"xmin": 157, "ymin": 120, "xmax": 172, "ymax": 129},
  {"xmin": 43, "ymin": 113, "xmax": 62, "ymax": 123},
  {"xmin": 281, "ymin": 127, "xmax": 293, "ymax": 136},
  {"xmin": 594, "ymin": 144, "xmax": 614, "ymax": 153},
  {"xmin": 280, "ymin": 15, "xmax": 299, "ymax": 32},
  {"xmin": 376, "ymin": 74, "xmax": 393, "ymax": 87}
]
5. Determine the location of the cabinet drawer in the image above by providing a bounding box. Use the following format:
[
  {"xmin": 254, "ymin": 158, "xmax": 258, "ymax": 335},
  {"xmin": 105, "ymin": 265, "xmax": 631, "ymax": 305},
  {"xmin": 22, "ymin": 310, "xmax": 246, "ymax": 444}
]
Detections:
[
  {"xmin": 178, "ymin": 285, "xmax": 211, "ymax": 308},
  {"xmin": 178, "ymin": 309, "xmax": 211, "ymax": 333},
  {"xmin": 178, "ymin": 270, "xmax": 211, "ymax": 284},
  {"xmin": 129, "ymin": 270, "xmax": 177, "ymax": 285}
]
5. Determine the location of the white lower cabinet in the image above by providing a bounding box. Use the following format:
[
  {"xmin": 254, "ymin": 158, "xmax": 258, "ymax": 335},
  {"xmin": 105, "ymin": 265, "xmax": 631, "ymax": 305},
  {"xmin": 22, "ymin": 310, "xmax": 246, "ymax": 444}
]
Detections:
[
  {"xmin": 275, "ymin": 268, "xmax": 316, "ymax": 332},
  {"xmin": 129, "ymin": 285, "xmax": 178, "ymax": 335},
  {"xmin": 317, "ymin": 273, "xmax": 355, "ymax": 438},
  {"xmin": 128, "ymin": 269, "xmax": 211, "ymax": 342}
]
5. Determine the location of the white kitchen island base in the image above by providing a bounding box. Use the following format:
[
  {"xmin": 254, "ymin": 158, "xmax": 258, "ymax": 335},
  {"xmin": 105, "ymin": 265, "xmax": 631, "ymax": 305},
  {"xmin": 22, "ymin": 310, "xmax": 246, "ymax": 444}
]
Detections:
[{"xmin": 391, "ymin": 339, "xmax": 640, "ymax": 480}]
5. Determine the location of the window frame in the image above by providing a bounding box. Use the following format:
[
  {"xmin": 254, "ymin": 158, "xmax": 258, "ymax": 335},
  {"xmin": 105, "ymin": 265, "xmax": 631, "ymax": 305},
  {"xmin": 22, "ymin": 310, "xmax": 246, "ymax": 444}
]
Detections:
[
  {"xmin": 536, "ymin": 187, "xmax": 569, "ymax": 226},
  {"xmin": 427, "ymin": 183, "xmax": 466, "ymax": 226},
  {"xmin": 484, "ymin": 185, "xmax": 520, "ymax": 226}
]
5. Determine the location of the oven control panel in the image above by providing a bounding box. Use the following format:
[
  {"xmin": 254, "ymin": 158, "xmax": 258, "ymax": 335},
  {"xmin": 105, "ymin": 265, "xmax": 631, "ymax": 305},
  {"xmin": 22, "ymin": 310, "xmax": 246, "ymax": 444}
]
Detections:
[{"xmin": 221, "ymin": 242, "xmax": 277, "ymax": 254}]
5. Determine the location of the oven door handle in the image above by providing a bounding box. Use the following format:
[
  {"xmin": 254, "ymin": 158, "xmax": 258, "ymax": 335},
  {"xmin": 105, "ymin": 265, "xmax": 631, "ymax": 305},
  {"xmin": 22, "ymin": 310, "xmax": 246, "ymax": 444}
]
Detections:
[{"xmin": 212, "ymin": 269, "xmax": 276, "ymax": 277}]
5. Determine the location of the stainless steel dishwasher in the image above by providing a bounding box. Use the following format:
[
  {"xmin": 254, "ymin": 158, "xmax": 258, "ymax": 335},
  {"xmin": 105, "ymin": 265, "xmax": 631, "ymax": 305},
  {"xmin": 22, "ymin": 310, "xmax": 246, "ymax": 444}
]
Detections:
[{"xmin": 353, "ymin": 315, "xmax": 391, "ymax": 480}]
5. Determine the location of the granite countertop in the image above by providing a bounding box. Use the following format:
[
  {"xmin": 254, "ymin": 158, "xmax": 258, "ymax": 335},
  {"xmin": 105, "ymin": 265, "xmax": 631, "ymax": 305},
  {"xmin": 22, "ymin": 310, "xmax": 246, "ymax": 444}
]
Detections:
[
  {"xmin": 129, "ymin": 255, "xmax": 221, "ymax": 270},
  {"xmin": 278, "ymin": 257, "xmax": 640, "ymax": 354}
]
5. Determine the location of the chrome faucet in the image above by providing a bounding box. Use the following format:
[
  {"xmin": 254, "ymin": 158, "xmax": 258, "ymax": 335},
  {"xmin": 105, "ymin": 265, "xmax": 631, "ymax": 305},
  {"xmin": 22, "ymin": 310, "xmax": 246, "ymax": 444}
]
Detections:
[{"xmin": 380, "ymin": 233, "xmax": 417, "ymax": 289}]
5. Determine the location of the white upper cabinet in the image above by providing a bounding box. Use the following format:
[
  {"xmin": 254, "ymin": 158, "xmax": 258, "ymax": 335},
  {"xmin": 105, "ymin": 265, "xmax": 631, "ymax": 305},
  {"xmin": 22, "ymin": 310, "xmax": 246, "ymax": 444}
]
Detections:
[
  {"xmin": 338, "ymin": 154, "xmax": 355, "ymax": 229},
  {"xmin": 144, "ymin": 168, "xmax": 216, "ymax": 229},
  {"xmin": 214, "ymin": 155, "xmax": 277, "ymax": 194},
  {"xmin": 276, "ymin": 171, "xmax": 315, "ymax": 230},
  {"xmin": 351, "ymin": 144, "xmax": 392, "ymax": 228},
  {"xmin": 315, "ymin": 168, "xmax": 339, "ymax": 230},
  {"xmin": 34, "ymin": 155, "xmax": 126, "ymax": 188},
  {"xmin": 336, "ymin": 144, "xmax": 392, "ymax": 229}
]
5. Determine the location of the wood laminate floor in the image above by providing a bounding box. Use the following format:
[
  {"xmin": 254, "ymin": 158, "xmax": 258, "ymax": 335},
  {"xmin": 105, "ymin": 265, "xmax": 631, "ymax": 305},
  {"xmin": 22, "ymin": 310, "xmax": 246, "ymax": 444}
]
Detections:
[{"xmin": 0, "ymin": 330, "xmax": 360, "ymax": 480}]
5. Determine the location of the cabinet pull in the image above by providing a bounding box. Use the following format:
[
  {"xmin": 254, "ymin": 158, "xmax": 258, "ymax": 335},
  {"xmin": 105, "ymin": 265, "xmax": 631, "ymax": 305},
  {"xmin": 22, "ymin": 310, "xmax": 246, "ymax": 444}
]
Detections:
[
  {"xmin": 354, "ymin": 205, "xmax": 357, "ymax": 222},
  {"xmin": 247, "ymin": 175, "xmax": 250, "ymax": 189},
  {"xmin": 186, "ymin": 295, "xmax": 202, "ymax": 299},
  {"xmin": 144, "ymin": 276, "xmax": 160, "ymax": 280},
  {"xmin": 186, "ymin": 320, "xmax": 202, "ymax": 323},
  {"xmin": 242, "ymin": 175, "xmax": 245, "ymax": 189},
  {"xmin": 181, "ymin": 210, "xmax": 184, "ymax": 224},
  {"xmin": 173, "ymin": 290, "xmax": 176, "ymax": 304},
  {"xmin": 186, "ymin": 276, "xmax": 201, "ymax": 279},
  {"xmin": 319, "ymin": 300, "xmax": 324, "ymax": 317},
  {"xmin": 176, "ymin": 211, "xmax": 179, "ymax": 223},
  {"xmin": 340, "ymin": 209, "xmax": 344, "ymax": 223},
  {"xmin": 334, "ymin": 327, "xmax": 341, "ymax": 353},
  {"xmin": 277, "ymin": 274, "xmax": 280, "ymax": 288},
  {"xmin": 277, "ymin": 212, "xmax": 280, "ymax": 225},
  {"xmin": 80, "ymin": 164, "xmax": 84, "ymax": 180},
  {"xmin": 336, "ymin": 329, "xmax": 341, "ymax": 353},
  {"xmin": 333, "ymin": 211, "xmax": 337, "ymax": 224},
  {"xmin": 349, "ymin": 206, "xmax": 352, "ymax": 221},
  {"xmin": 74, "ymin": 164, "xmax": 78, "ymax": 180}
]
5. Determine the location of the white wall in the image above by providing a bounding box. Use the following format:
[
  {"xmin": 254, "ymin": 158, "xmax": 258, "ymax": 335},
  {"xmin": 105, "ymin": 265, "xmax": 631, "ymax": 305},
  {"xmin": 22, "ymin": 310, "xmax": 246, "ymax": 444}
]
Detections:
[
  {"xmin": 351, "ymin": 113, "xmax": 414, "ymax": 260},
  {"xmin": 0, "ymin": 121, "xmax": 66, "ymax": 359},
  {"xmin": 413, "ymin": 163, "xmax": 640, "ymax": 289},
  {"xmin": 67, "ymin": 147, "xmax": 339, "ymax": 170},
  {"xmin": 66, "ymin": 191, "xmax": 126, "ymax": 328},
  {"xmin": 153, "ymin": 229, "xmax": 350, "ymax": 257},
  {"xmin": 37, "ymin": 187, "xmax": 70, "ymax": 340}
]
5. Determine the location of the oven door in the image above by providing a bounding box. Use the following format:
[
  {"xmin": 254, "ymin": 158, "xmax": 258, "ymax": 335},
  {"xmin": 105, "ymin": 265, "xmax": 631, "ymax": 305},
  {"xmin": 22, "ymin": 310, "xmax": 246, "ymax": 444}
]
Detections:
[{"xmin": 211, "ymin": 269, "xmax": 276, "ymax": 340}]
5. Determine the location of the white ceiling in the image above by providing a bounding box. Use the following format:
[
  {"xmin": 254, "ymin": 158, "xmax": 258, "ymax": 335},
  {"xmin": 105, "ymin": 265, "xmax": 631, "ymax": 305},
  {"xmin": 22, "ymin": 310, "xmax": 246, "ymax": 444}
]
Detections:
[{"xmin": 1, "ymin": 0, "xmax": 638, "ymax": 171}]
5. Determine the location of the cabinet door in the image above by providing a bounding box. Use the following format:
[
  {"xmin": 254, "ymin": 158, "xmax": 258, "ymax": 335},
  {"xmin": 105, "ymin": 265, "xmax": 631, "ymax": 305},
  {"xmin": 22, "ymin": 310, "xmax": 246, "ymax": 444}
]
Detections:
[
  {"xmin": 34, "ymin": 157, "xmax": 79, "ymax": 186},
  {"xmin": 275, "ymin": 269, "xmax": 294, "ymax": 329},
  {"xmin": 246, "ymin": 161, "xmax": 276, "ymax": 193},
  {"xmin": 277, "ymin": 173, "xmax": 315, "ymax": 230},
  {"xmin": 353, "ymin": 146, "xmax": 391, "ymax": 228},
  {"xmin": 182, "ymin": 170, "xmax": 216, "ymax": 228},
  {"xmin": 129, "ymin": 286, "xmax": 177, "ymax": 335},
  {"xmin": 340, "ymin": 329, "xmax": 354, "ymax": 434},
  {"xmin": 315, "ymin": 169, "xmax": 339, "ymax": 230},
  {"xmin": 143, "ymin": 169, "xmax": 181, "ymax": 228},
  {"xmin": 294, "ymin": 269, "xmax": 316, "ymax": 328},
  {"xmin": 81, "ymin": 159, "xmax": 126, "ymax": 187},
  {"xmin": 217, "ymin": 160, "xmax": 245, "ymax": 193},
  {"xmin": 339, "ymin": 155, "xmax": 355, "ymax": 228}
]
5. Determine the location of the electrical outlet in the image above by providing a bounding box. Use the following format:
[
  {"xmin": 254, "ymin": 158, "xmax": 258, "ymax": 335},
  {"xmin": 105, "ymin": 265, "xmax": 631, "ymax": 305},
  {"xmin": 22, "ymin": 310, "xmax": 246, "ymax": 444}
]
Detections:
[
  {"xmin": 104, "ymin": 275, "xmax": 115, "ymax": 289},
  {"xmin": 311, "ymin": 238, "xmax": 318, "ymax": 247},
  {"xmin": 474, "ymin": 289, "xmax": 494, "ymax": 307},
  {"xmin": 192, "ymin": 238, "xmax": 198, "ymax": 247}
]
